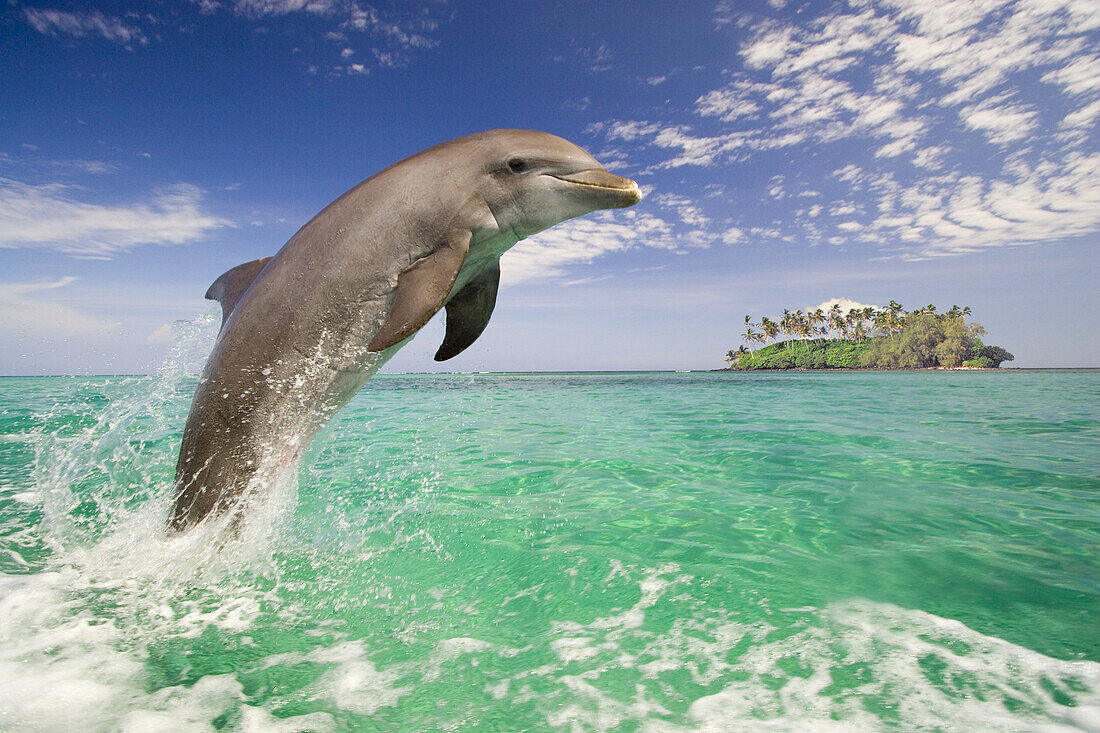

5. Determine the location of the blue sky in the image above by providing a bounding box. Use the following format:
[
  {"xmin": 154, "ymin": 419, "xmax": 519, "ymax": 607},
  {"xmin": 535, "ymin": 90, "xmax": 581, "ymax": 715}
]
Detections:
[{"xmin": 1, "ymin": 0, "xmax": 1097, "ymax": 374}]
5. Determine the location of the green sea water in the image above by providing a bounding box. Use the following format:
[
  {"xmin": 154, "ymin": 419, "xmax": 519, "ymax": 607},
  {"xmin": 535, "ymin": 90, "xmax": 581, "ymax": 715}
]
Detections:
[{"xmin": 1, "ymin": 336, "xmax": 1098, "ymax": 729}]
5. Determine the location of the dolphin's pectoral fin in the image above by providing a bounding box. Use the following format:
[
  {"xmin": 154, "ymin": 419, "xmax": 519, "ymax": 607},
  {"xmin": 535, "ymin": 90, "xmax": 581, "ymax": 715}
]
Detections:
[
  {"xmin": 367, "ymin": 233, "xmax": 471, "ymax": 352},
  {"xmin": 206, "ymin": 257, "xmax": 272, "ymax": 327},
  {"xmin": 434, "ymin": 262, "xmax": 500, "ymax": 361}
]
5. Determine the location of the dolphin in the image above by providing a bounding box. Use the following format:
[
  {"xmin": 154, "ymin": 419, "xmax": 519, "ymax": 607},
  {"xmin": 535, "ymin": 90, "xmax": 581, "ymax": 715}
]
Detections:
[{"xmin": 169, "ymin": 129, "xmax": 642, "ymax": 531}]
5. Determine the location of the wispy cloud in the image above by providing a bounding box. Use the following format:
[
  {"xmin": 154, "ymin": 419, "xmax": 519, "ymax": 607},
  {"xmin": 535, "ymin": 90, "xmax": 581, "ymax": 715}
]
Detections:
[
  {"xmin": 652, "ymin": 193, "xmax": 710, "ymax": 227},
  {"xmin": 503, "ymin": 210, "xmax": 683, "ymax": 284},
  {"xmin": 211, "ymin": 0, "xmax": 443, "ymax": 72},
  {"xmin": 0, "ymin": 149, "xmax": 120, "ymax": 177},
  {"xmin": 960, "ymin": 99, "xmax": 1039, "ymax": 145},
  {"xmin": 22, "ymin": 2, "xmax": 446, "ymax": 74},
  {"xmin": 595, "ymin": 0, "xmax": 1100, "ymax": 258},
  {"xmin": 0, "ymin": 179, "xmax": 230, "ymax": 258},
  {"xmin": 0, "ymin": 278, "xmax": 119, "ymax": 340},
  {"xmin": 218, "ymin": 0, "xmax": 340, "ymax": 18},
  {"xmin": 22, "ymin": 8, "xmax": 147, "ymax": 46}
]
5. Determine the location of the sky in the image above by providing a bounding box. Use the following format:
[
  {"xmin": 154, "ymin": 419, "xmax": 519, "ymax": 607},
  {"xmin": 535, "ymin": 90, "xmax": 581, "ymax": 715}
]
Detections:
[{"xmin": 1, "ymin": 0, "xmax": 1097, "ymax": 374}]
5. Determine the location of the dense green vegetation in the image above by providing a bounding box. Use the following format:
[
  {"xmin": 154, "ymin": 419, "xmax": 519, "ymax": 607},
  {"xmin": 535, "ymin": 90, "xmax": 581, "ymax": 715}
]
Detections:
[{"xmin": 726, "ymin": 302, "xmax": 1014, "ymax": 370}]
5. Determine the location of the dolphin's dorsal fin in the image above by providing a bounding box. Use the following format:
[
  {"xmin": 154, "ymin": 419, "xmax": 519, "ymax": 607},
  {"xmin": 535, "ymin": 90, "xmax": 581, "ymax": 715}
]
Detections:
[
  {"xmin": 368, "ymin": 234, "xmax": 470, "ymax": 352},
  {"xmin": 434, "ymin": 262, "xmax": 500, "ymax": 361},
  {"xmin": 205, "ymin": 257, "xmax": 272, "ymax": 327}
]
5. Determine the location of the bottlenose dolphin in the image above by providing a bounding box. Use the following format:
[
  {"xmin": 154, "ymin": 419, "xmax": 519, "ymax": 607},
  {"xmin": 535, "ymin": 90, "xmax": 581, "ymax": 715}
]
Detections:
[{"xmin": 169, "ymin": 129, "xmax": 642, "ymax": 531}]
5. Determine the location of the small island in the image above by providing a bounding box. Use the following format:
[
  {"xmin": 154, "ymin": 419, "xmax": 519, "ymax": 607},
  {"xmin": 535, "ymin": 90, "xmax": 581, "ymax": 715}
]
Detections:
[{"xmin": 725, "ymin": 302, "xmax": 1014, "ymax": 371}]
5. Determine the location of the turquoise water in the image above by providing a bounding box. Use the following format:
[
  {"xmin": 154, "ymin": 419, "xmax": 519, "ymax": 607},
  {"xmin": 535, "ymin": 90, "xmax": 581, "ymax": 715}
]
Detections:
[{"xmin": 1, "ymin": 335, "xmax": 1098, "ymax": 729}]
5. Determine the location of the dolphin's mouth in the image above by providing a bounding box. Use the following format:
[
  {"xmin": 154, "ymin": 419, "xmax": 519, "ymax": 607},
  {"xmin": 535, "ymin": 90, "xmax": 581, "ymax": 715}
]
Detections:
[{"xmin": 549, "ymin": 169, "xmax": 642, "ymax": 199}]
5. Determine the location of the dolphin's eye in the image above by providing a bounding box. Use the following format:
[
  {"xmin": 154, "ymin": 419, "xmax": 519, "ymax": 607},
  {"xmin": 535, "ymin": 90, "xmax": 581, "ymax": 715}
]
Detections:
[{"xmin": 507, "ymin": 158, "xmax": 528, "ymax": 174}]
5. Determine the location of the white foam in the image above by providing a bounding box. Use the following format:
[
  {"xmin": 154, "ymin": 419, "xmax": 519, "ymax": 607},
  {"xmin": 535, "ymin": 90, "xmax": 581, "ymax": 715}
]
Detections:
[
  {"xmin": 504, "ymin": 566, "xmax": 1100, "ymax": 732},
  {"xmin": 301, "ymin": 640, "xmax": 409, "ymax": 715},
  {"xmin": 4, "ymin": 558, "xmax": 1080, "ymax": 731},
  {"xmin": 660, "ymin": 599, "xmax": 1100, "ymax": 732}
]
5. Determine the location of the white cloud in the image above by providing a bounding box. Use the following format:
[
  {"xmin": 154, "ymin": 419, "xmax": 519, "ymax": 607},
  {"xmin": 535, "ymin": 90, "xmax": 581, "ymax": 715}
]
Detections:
[
  {"xmin": 502, "ymin": 210, "xmax": 683, "ymax": 283},
  {"xmin": 0, "ymin": 179, "xmax": 230, "ymax": 258},
  {"xmin": 63, "ymin": 160, "xmax": 118, "ymax": 174},
  {"xmin": 596, "ymin": 0, "xmax": 1100, "ymax": 258},
  {"xmin": 869, "ymin": 152, "xmax": 1100, "ymax": 257},
  {"xmin": 911, "ymin": 145, "xmax": 950, "ymax": 169},
  {"xmin": 1041, "ymin": 55, "xmax": 1100, "ymax": 96},
  {"xmin": 0, "ymin": 278, "xmax": 119, "ymax": 340},
  {"xmin": 562, "ymin": 275, "xmax": 614, "ymax": 287},
  {"xmin": 722, "ymin": 227, "xmax": 745, "ymax": 244},
  {"xmin": 1060, "ymin": 99, "xmax": 1100, "ymax": 135},
  {"xmin": 696, "ymin": 88, "xmax": 760, "ymax": 121},
  {"xmin": 742, "ymin": 28, "xmax": 798, "ymax": 68},
  {"xmin": 1, "ymin": 150, "xmax": 120, "ymax": 176},
  {"xmin": 23, "ymin": 1, "xmax": 444, "ymax": 73},
  {"xmin": 22, "ymin": 8, "xmax": 146, "ymax": 45},
  {"xmin": 603, "ymin": 121, "xmax": 664, "ymax": 142},
  {"xmin": 767, "ymin": 175, "xmax": 786, "ymax": 200},
  {"xmin": 809, "ymin": 297, "xmax": 879, "ymax": 315},
  {"xmin": 961, "ymin": 101, "xmax": 1039, "ymax": 144},
  {"xmin": 228, "ymin": 0, "xmax": 337, "ymax": 18},
  {"xmin": 653, "ymin": 193, "xmax": 710, "ymax": 227},
  {"xmin": 575, "ymin": 44, "xmax": 614, "ymax": 73},
  {"xmin": 146, "ymin": 323, "xmax": 174, "ymax": 347}
]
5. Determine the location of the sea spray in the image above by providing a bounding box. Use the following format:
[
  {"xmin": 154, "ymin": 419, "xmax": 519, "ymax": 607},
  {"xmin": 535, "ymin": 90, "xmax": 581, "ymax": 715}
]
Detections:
[
  {"xmin": 0, "ymin": 311, "xmax": 326, "ymax": 730},
  {"xmin": 29, "ymin": 313, "xmax": 215, "ymax": 553}
]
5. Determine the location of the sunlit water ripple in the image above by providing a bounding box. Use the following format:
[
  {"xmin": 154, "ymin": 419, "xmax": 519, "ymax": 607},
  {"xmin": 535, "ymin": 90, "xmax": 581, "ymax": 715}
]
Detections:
[{"xmin": 0, "ymin": 321, "xmax": 1097, "ymax": 731}]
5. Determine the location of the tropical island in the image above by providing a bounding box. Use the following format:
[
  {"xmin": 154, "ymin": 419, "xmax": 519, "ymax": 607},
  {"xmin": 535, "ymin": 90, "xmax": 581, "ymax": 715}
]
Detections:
[{"xmin": 725, "ymin": 302, "xmax": 1014, "ymax": 371}]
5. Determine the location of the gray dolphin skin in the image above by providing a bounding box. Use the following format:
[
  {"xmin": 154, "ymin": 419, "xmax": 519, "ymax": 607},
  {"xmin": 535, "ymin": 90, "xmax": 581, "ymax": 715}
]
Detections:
[{"xmin": 169, "ymin": 129, "xmax": 642, "ymax": 531}]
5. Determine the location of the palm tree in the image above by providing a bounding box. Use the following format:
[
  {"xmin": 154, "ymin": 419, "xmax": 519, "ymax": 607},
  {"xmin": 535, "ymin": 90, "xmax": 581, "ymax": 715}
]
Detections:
[
  {"xmin": 873, "ymin": 308, "xmax": 892, "ymax": 337},
  {"xmin": 795, "ymin": 310, "xmax": 812, "ymax": 341},
  {"xmin": 809, "ymin": 308, "xmax": 827, "ymax": 343},
  {"xmin": 726, "ymin": 345, "xmax": 748, "ymax": 364},
  {"xmin": 743, "ymin": 327, "xmax": 761, "ymax": 361},
  {"xmin": 828, "ymin": 304, "xmax": 847, "ymax": 340},
  {"xmin": 793, "ymin": 310, "xmax": 815, "ymax": 357},
  {"xmin": 851, "ymin": 320, "xmax": 867, "ymax": 343},
  {"xmin": 846, "ymin": 309, "xmax": 863, "ymax": 341},
  {"xmin": 886, "ymin": 300, "xmax": 905, "ymax": 335},
  {"xmin": 761, "ymin": 317, "xmax": 780, "ymax": 348}
]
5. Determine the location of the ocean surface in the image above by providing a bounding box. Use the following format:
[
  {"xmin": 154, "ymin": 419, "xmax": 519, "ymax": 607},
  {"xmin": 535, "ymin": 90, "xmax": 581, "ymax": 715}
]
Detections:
[{"xmin": 1, "ymin": 326, "xmax": 1098, "ymax": 730}]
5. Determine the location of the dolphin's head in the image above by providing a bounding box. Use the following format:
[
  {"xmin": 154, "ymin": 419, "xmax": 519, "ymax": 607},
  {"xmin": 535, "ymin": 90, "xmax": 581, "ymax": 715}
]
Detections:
[{"xmin": 466, "ymin": 129, "xmax": 642, "ymax": 240}]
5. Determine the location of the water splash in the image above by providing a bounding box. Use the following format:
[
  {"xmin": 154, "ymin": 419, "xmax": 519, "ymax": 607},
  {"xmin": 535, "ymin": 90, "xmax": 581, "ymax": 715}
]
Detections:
[
  {"xmin": 7, "ymin": 310, "xmax": 301, "ymax": 659},
  {"xmin": 23, "ymin": 309, "xmax": 306, "ymax": 577},
  {"xmin": 0, "ymin": 310, "xmax": 324, "ymax": 730}
]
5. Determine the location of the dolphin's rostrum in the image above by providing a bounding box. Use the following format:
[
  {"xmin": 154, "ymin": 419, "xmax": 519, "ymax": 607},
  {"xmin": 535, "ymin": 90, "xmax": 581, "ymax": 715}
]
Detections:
[{"xmin": 169, "ymin": 129, "xmax": 642, "ymax": 531}]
